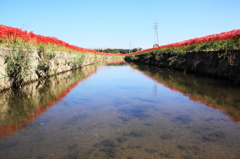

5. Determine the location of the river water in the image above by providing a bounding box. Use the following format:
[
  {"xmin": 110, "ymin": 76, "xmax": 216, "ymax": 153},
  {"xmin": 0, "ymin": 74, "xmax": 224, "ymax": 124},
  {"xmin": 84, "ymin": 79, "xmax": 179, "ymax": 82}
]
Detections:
[{"xmin": 0, "ymin": 61, "xmax": 240, "ymax": 159}]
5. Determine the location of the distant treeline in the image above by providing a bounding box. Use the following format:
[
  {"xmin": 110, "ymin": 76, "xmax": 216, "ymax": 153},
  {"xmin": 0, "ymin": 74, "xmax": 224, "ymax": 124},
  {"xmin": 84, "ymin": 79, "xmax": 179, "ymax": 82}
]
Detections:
[{"xmin": 94, "ymin": 47, "xmax": 142, "ymax": 54}]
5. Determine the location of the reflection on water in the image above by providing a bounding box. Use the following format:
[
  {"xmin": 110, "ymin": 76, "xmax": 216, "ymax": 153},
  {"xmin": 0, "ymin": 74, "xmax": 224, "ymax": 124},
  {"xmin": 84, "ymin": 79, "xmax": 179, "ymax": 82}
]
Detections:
[
  {"xmin": 0, "ymin": 65, "xmax": 97, "ymax": 138},
  {"xmin": 127, "ymin": 62, "xmax": 240, "ymax": 122},
  {"xmin": 0, "ymin": 61, "xmax": 240, "ymax": 159}
]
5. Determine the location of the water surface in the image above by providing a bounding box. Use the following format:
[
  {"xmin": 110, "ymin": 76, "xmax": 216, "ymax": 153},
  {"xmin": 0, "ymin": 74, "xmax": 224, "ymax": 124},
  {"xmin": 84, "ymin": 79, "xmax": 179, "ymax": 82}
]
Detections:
[{"xmin": 0, "ymin": 62, "xmax": 240, "ymax": 159}]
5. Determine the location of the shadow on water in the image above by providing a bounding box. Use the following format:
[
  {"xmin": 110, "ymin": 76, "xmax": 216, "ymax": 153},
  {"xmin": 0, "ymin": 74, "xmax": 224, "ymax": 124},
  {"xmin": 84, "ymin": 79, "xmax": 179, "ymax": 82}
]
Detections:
[
  {"xmin": 127, "ymin": 61, "xmax": 240, "ymax": 122},
  {"xmin": 0, "ymin": 64, "xmax": 98, "ymax": 138}
]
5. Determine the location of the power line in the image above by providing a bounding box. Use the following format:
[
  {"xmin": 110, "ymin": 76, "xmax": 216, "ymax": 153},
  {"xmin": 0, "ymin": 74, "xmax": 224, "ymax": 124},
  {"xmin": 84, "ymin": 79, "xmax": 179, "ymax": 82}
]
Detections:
[
  {"xmin": 132, "ymin": 0, "xmax": 149, "ymax": 20},
  {"xmin": 143, "ymin": 0, "xmax": 153, "ymax": 17},
  {"xmin": 131, "ymin": 0, "xmax": 141, "ymax": 15},
  {"xmin": 137, "ymin": 0, "xmax": 149, "ymax": 18},
  {"xmin": 131, "ymin": 0, "xmax": 159, "ymax": 48}
]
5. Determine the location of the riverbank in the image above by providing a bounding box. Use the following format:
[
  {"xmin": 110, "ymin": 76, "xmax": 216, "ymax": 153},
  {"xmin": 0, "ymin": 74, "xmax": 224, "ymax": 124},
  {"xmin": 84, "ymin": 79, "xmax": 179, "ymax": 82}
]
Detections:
[
  {"xmin": 125, "ymin": 30, "xmax": 240, "ymax": 83},
  {"xmin": 0, "ymin": 25, "xmax": 125, "ymax": 91},
  {"xmin": 125, "ymin": 50, "xmax": 240, "ymax": 83},
  {"xmin": 0, "ymin": 46, "xmax": 124, "ymax": 91}
]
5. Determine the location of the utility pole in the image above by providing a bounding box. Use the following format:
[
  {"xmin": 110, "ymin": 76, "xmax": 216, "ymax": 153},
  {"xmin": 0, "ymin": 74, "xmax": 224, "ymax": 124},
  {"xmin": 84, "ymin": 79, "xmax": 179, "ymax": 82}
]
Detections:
[
  {"xmin": 129, "ymin": 42, "xmax": 131, "ymax": 53},
  {"xmin": 153, "ymin": 22, "xmax": 159, "ymax": 47}
]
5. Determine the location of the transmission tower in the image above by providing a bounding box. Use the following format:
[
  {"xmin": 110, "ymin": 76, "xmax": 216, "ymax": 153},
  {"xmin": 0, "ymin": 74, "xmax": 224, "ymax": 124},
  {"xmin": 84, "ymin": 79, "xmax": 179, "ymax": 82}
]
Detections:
[{"xmin": 153, "ymin": 22, "xmax": 159, "ymax": 47}]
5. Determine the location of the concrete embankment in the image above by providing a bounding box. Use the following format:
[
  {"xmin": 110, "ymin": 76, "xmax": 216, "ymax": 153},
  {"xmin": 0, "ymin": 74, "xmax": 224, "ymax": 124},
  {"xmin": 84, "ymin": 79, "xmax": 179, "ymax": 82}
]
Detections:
[
  {"xmin": 0, "ymin": 47, "xmax": 123, "ymax": 91},
  {"xmin": 125, "ymin": 50, "xmax": 240, "ymax": 83}
]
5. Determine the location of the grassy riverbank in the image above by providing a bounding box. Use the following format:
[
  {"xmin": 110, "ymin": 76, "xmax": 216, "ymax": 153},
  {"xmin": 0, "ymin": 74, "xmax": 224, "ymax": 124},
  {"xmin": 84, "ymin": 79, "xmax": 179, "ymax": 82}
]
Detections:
[
  {"xmin": 126, "ymin": 29, "xmax": 240, "ymax": 56},
  {"xmin": 0, "ymin": 25, "xmax": 125, "ymax": 56},
  {"xmin": 125, "ymin": 30, "xmax": 240, "ymax": 83},
  {"xmin": 0, "ymin": 25, "xmax": 125, "ymax": 89}
]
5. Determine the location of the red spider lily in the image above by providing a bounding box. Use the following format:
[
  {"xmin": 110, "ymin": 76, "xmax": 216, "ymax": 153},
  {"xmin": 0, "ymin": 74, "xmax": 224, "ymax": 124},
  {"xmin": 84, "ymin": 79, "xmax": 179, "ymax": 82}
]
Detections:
[
  {"xmin": 129, "ymin": 29, "xmax": 240, "ymax": 55},
  {"xmin": 0, "ymin": 25, "xmax": 125, "ymax": 56}
]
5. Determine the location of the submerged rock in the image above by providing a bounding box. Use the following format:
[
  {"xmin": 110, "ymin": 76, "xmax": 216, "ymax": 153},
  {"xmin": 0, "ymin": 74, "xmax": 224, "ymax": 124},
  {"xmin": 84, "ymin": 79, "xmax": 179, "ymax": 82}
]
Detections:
[
  {"xmin": 202, "ymin": 131, "xmax": 225, "ymax": 142},
  {"xmin": 172, "ymin": 115, "xmax": 193, "ymax": 124},
  {"xmin": 145, "ymin": 148, "xmax": 158, "ymax": 153},
  {"xmin": 118, "ymin": 116, "xmax": 131, "ymax": 122},
  {"xmin": 143, "ymin": 123, "xmax": 153, "ymax": 126},
  {"xmin": 100, "ymin": 140, "xmax": 117, "ymax": 147},
  {"xmin": 100, "ymin": 147, "xmax": 117, "ymax": 158},
  {"xmin": 116, "ymin": 137, "xmax": 129, "ymax": 143},
  {"xmin": 160, "ymin": 134, "xmax": 174, "ymax": 140},
  {"xmin": 160, "ymin": 152, "xmax": 174, "ymax": 158},
  {"xmin": 124, "ymin": 131, "xmax": 145, "ymax": 137},
  {"xmin": 177, "ymin": 144, "xmax": 190, "ymax": 150}
]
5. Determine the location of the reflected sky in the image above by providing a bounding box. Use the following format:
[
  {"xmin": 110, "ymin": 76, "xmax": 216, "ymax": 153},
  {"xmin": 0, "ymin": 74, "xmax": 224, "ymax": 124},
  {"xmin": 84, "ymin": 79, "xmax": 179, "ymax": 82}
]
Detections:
[{"xmin": 0, "ymin": 62, "xmax": 240, "ymax": 159}]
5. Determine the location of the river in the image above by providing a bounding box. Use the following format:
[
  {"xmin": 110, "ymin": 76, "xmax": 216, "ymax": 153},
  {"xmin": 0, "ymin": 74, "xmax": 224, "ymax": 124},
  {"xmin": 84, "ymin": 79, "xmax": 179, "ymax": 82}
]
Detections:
[{"xmin": 0, "ymin": 61, "xmax": 240, "ymax": 159}]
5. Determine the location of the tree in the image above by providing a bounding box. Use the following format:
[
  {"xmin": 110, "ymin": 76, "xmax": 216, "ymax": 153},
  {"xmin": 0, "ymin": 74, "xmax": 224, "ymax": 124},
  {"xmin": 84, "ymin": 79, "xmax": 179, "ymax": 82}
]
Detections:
[{"xmin": 131, "ymin": 47, "xmax": 142, "ymax": 53}]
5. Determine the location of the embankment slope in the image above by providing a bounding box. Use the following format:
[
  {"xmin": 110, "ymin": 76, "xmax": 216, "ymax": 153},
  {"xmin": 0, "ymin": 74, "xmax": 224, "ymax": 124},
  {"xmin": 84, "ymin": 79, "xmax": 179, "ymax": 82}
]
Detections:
[{"xmin": 125, "ymin": 50, "xmax": 240, "ymax": 82}]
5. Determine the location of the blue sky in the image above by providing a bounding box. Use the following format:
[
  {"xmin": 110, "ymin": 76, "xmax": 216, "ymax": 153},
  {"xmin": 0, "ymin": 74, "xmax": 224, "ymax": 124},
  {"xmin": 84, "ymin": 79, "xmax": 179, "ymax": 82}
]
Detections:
[{"xmin": 1, "ymin": 0, "xmax": 240, "ymax": 49}]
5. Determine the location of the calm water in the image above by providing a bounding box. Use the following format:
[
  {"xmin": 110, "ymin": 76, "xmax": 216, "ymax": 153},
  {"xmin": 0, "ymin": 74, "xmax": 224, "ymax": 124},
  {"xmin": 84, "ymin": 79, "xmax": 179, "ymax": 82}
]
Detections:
[{"xmin": 0, "ymin": 62, "xmax": 240, "ymax": 159}]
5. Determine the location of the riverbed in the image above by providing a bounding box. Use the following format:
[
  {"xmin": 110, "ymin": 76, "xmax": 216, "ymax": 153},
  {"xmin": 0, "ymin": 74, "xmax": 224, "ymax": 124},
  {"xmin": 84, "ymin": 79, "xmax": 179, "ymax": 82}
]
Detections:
[{"xmin": 0, "ymin": 62, "xmax": 240, "ymax": 159}]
